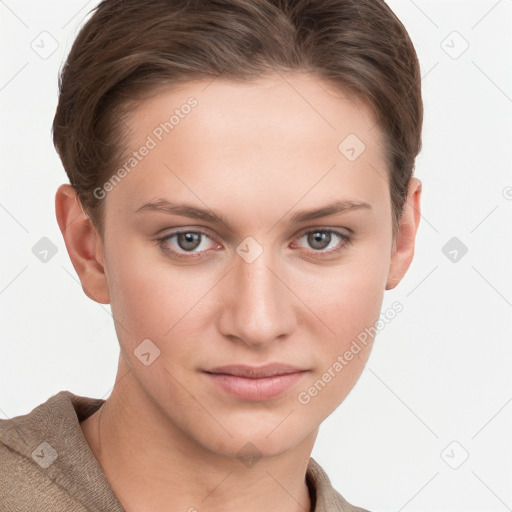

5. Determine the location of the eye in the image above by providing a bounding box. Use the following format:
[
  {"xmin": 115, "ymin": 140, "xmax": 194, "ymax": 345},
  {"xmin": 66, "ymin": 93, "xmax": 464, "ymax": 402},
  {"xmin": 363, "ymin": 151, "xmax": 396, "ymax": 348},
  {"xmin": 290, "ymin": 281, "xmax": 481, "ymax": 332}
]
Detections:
[
  {"xmin": 294, "ymin": 229, "xmax": 351, "ymax": 256},
  {"xmin": 156, "ymin": 230, "xmax": 220, "ymax": 259},
  {"xmin": 156, "ymin": 227, "xmax": 351, "ymax": 261}
]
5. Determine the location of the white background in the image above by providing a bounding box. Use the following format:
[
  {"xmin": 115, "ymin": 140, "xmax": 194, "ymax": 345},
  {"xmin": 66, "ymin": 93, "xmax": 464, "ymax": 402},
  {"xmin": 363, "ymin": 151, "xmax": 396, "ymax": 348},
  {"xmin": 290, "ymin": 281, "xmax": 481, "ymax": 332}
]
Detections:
[{"xmin": 1, "ymin": 1, "xmax": 511, "ymax": 511}]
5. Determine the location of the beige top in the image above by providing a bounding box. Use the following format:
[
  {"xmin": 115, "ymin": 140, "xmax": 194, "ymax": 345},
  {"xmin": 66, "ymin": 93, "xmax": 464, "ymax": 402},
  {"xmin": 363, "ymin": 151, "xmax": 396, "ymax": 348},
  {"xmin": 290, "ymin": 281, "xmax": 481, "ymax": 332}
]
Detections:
[{"xmin": 0, "ymin": 391, "xmax": 370, "ymax": 512}]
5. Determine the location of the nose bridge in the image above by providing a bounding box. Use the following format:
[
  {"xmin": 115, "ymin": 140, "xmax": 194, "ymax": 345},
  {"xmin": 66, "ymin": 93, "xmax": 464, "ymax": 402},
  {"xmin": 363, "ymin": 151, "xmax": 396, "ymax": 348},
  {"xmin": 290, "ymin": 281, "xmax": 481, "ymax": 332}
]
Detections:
[{"xmin": 220, "ymin": 244, "xmax": 295, "ymax": 347}]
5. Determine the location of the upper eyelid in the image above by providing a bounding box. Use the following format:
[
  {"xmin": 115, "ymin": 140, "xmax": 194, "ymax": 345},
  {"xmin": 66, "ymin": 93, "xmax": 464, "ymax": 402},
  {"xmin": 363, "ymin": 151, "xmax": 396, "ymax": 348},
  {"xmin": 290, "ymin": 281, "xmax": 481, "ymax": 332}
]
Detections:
[
  {"xmin": 295, "ymin": 226, "xmax": 350, "ymax": 237},
  {"xmin": 160, "ymin": 226, "xmax": 348, "ymax": 238},
  {"xmin": 158, "ymin": 227, "xmax": 218, "ymax": 242}
]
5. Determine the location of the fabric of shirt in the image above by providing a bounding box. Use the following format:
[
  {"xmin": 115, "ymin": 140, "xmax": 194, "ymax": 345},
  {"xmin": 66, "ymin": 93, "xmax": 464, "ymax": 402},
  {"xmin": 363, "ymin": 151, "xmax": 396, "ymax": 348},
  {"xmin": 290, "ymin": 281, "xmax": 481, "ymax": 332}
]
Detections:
[{"xmin": 0, "ymin": 390, "xmax": 371, "ymax": 512}]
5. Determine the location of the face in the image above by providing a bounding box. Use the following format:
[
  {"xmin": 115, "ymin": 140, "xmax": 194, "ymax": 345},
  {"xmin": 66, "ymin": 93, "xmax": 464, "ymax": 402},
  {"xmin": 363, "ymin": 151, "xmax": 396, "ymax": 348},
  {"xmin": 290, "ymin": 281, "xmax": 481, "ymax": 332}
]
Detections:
[{"xmin": 92, "ymin": 73, "xmax": 404, "ymax": 459}]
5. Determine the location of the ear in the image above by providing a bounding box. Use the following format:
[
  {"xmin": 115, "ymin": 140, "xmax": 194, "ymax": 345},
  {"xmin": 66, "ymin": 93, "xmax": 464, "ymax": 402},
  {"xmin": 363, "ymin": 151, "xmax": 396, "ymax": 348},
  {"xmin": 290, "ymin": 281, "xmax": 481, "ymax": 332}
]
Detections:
[
  {"xmin": 55, "ymin": 184, "xmax": 110, "ymax": 304},
  {"xmin": 386, "ymin": 177, "xmax": 422, "ymax": 290}
]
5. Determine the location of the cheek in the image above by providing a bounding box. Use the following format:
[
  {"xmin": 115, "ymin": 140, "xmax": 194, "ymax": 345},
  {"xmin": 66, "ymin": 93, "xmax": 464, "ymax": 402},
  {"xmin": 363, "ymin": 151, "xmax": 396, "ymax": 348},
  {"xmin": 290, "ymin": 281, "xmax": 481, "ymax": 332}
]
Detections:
[
  {"xmin": 105, "ymin": 239, "xmax": 219, "ymax": 363},
  {"xmin": 105, "ymin": 240, "xmax": 177, "ymax": 342},
  {"xmin": 296, "ymin": 239, "xmax": 390, "ymax": 406},
  {"xmin": 305, "ymin": 245, "xmax": 390, "ymax": 336},
  {"xmin": 294, "ymin": 269, "xmax": 385, "ymax": 417}
]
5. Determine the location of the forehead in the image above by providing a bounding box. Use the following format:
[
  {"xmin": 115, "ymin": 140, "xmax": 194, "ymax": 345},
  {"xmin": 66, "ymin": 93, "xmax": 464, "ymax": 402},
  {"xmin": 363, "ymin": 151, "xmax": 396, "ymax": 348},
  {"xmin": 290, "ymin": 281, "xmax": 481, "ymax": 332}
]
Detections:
[
  {"xmin": 107, "ymin": 73, "xmax": 388, "ymax": 217},
  {"xmin": 128, "ymin": 72, "xmax": 380, "ymax": 148},
  {"xmin": 127, "ymin": 73, "xmax": 378, "ymax": 151}
]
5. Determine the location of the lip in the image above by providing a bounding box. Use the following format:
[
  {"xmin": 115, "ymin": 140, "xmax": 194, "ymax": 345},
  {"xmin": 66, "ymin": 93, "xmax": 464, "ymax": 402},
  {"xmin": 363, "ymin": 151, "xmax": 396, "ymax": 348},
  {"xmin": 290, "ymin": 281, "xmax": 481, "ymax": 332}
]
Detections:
[
  {"xmin": 206, "ymin": 363, "xmax": 306, "ymax": 378},
  {"xmin": 203, "ymin": 364, "xmax": 308, "ymax": 401}
]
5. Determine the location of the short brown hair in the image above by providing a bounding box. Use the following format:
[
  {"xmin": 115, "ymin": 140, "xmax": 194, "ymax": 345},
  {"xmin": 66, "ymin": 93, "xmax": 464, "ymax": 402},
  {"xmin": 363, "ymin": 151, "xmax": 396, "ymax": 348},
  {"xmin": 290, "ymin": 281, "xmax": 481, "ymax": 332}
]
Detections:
[{"xmin": 52, "ymin": 0, "xmax": 422, "ymax": 237}]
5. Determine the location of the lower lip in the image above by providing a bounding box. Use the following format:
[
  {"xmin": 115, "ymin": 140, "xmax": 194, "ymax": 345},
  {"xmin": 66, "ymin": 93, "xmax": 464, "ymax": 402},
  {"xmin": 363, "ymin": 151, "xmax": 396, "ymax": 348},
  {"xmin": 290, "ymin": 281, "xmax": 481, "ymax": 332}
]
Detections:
[{"xmin": 204, "ymin": 371, "xmax": 307, "ymax": 401}]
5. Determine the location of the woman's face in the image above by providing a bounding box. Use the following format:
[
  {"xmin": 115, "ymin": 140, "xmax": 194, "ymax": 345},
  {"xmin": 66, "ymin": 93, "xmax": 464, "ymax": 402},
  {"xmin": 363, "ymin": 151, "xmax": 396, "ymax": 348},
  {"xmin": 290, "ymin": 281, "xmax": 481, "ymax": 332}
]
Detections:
[{"xmin": 99, "ymin": 73, "xmax": 408, "ymax": 459}]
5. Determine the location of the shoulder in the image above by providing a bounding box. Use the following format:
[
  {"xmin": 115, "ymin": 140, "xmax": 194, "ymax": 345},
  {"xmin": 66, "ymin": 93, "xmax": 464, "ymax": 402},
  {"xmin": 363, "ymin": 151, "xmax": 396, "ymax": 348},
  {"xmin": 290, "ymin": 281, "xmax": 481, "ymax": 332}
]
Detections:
[
  {"xmin": 0, "ymin": 390, "xmax": 121, "ymax": 512},
  {"xmin": 0, "ymin": 390, "xmax": 77, "ymax": 456},
  {"xmin": 0, "ymin": 391, "xmax": 83, "ymax": 510},
  {"xmin": 307, "ymin": 457, "xmax": 375, "ymax": 512}
]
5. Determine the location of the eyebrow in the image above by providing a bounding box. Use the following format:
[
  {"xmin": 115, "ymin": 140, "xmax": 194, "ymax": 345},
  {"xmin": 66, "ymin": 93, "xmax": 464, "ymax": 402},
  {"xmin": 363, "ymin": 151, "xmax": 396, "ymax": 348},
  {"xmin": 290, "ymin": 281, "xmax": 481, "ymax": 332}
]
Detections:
[
  {"xmin": 289, "ymin": 200, "xmax": 371, "ymax": 223},
  {"xmin": 135, "ymin": 198, "xmax": 371, "ymax": 228}
]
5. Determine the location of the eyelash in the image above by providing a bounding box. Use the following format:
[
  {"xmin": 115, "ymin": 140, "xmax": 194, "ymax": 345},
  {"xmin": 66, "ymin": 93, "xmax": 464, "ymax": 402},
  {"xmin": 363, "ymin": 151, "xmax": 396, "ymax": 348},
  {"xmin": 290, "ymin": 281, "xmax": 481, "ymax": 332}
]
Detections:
[{"xmin": 155, "ymin": 228, "xmax": 352, "ymax": 261}]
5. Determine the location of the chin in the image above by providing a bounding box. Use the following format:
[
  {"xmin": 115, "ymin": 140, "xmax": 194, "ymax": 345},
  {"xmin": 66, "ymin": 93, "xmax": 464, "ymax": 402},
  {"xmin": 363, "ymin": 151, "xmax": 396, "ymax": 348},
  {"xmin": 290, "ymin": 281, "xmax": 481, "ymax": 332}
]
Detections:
[{"xmin": 195, "ymin": 421, "xmax": 310, "ymax": 463}]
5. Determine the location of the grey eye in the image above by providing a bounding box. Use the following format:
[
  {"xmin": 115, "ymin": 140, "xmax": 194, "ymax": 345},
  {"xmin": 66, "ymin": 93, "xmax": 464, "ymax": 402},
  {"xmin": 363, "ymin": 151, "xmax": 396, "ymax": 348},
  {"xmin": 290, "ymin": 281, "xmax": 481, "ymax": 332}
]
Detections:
[
  {"xmin": 307, "ymin": 231, "xmax": 332, "ymax": 250},
  {"xmin": 176, "ymin": 232, "xmax": 202, "ymax": 251}
]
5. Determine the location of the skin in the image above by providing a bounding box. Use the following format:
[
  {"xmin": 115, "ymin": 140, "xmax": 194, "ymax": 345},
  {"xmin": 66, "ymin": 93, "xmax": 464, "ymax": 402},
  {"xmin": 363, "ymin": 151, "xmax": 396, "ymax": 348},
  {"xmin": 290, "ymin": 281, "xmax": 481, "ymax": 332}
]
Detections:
[{"xmin": 55, "ymin": 73, "xmax": 421, "ymax": 512}]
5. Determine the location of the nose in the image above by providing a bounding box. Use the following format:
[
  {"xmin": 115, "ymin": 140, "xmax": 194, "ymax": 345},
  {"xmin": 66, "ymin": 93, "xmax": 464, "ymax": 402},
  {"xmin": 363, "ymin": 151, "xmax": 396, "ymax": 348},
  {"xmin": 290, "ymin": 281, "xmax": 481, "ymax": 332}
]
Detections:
[{"xmin": 217, "ymin": 247, "xmax": 297, "ymax": 348}]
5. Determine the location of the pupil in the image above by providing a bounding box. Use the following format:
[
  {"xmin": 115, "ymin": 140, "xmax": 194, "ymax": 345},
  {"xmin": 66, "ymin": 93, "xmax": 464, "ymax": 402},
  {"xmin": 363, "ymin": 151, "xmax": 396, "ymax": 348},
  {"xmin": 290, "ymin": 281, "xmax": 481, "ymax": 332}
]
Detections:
[
  {"xmin": 178, "ymin": 232, "xmax": 200, "ymax": 251},
  {"xmin": 308, "ymin": 231, "xmax": 330, "ymax": 250}
]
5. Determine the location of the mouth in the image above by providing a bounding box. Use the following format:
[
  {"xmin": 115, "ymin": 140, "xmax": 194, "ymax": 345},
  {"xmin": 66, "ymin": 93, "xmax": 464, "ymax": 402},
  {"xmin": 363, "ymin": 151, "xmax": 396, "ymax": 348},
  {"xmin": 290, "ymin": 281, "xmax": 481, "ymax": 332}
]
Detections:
[{"xmin": 203, "ymin": 364, "xmax": 309, "ymax": 401}]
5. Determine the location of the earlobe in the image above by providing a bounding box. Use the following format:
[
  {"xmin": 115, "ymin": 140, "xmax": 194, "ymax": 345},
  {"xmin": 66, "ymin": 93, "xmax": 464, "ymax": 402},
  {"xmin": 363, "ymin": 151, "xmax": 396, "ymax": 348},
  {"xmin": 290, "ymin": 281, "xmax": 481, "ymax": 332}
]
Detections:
[
  {"xmin": 385, "ymin": 178, "xmax": 422, "ymax": 290},
  {"xmin": 55, "ymin": 184, "xmax": 110, "ymax": 304}
]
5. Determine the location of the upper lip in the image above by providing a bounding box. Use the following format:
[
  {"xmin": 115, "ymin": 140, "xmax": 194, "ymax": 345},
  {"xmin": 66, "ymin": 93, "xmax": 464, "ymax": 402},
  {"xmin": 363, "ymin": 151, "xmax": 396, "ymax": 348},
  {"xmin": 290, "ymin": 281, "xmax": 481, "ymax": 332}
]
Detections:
[{"xmin": 205, "ymin": 364, "xmax": 307, "ymax": 378}]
